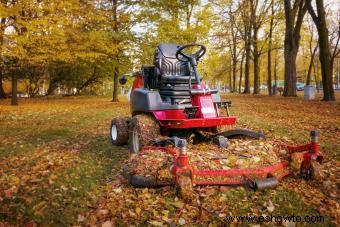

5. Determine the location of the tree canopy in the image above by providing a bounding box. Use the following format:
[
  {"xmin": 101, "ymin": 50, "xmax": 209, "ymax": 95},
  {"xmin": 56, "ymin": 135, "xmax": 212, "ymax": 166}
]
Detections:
[{"xmin": 0, "ymin": 0, "xmax": 339, "ymax": 102}]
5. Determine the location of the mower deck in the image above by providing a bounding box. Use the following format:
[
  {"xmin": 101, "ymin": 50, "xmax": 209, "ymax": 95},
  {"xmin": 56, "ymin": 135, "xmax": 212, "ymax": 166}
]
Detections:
[{"xmin": 123, "ymin": 131, "xmax": 322, "ymax": 199}]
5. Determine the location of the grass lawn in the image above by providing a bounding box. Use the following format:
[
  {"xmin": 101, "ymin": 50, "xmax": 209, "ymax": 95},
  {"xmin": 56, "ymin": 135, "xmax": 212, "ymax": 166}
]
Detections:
[{"xmin": 0, "ymin": 94, "xmax": 339, "ymax": 226}]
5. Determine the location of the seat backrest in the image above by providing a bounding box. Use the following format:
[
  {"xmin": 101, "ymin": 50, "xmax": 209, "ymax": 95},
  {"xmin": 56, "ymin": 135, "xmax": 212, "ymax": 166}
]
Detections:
[{"xmin": 154, "ymin": 43, "xmax": 191, "ymax": 80}]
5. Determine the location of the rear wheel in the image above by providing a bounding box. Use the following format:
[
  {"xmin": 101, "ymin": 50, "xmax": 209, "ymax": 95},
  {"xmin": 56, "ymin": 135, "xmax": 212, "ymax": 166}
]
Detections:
[
  {"xmin": 129, "ymin": 114, "xmax": 160, "ymax": 153},
  {"xmin": 110, "ymin": 117, "xmax": 130, "ymax": 146}
]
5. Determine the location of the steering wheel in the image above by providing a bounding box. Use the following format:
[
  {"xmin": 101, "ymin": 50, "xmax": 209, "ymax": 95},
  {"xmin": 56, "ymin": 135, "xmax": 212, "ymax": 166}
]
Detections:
[{"xmin": 176, "ymin": 43, "xmax": 206, "ymax": 63}]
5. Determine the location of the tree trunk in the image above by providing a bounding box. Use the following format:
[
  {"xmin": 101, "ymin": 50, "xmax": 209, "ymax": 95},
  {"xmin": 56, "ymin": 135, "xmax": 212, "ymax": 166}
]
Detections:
[
  {"xmin": 232, "ymin": 57, "xmax": 237, "ymax": 93},
  {"xmin": 0, "ymin": 70, "xmax": 6, "ymax": 98},
  {"xmin": 306, "ymin": 45, "xmax": 317, "ymax": 85},
  {"xmin": 231, "ymin": 13, "xmax": 237, "ymax": 93},
  {"xmin": 111, "ymin": 0, "xmax": 120, "ymax": 102},
  {"xmin": 267, "ymin": 1, "xmax": 274, "ymax": 96},
  {"xmin": 253, "ymin": 24, "xmax": 260, "ymax": 94},
  {"xmin": 283, "ymin": 0, "xmax": 307, "ymax": 97},
  {"xmin": 314, "ymin": 60, "xmax": 320, "ymax": 92},
  {"xmin": 284, "ymin": 47, "xmax": 298, "ymax": 96},
  {"xmin": 267, "ymin": 49, "xmax": 272, "ymax": 95},
  {"xmin": 253, "ymin": 54, "xmax": 260, "ymax": 94},
  {"xmin": 0, "ymin": 17, "xmax": 6, "ymax": 99},
  {"xmin": 228, "ymin": 58, "xmax": 232, "ymax": 91},
  {"xmin": 77, "ymin": 66, "xmax": 99, "ymax": 94},
  {"xmin": 241, "ymin": 1, "xmax": 252, "ymax": 95},
  {"xmin": 11, "ymin": 73, "xmax": 18, "ymax": 105},
  {"xmin": 244, "ymin": 36, "xmax": 251, "ymax": 94},
  {"xmin": 46, "ymin": 77, "xmax": 60, "ymax": 95},
  {"xmin": 253, "ymin": 44, "xmax": 260, "ymax": 94},
  {"xmin": 239, "ymin": 51, "xmax": 245, "ymax": 93},
  {"xmin": 112, "ymin": 65, "xmax": 119, "ymax": 102},
  {"xmin": 274, "ymin": 52, "xmax": 278, "ymax": 85},
  {"xmin": 185, "ymin": 4, "xmax": 193, "ymax": 29},
  {"xmin": 318, "ymin": 35, "xmax": 334, "ymax": 100},
  {"xmin": 307, "ymin": 0, "xmax": 335, "ymax": 101}
]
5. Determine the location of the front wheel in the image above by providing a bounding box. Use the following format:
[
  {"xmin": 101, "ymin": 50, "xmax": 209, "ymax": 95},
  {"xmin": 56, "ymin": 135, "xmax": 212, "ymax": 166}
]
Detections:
[
  {"xmin": 110, "ymin": 117, "xmax": 130, "ymax": 146},
  {"xmin": 129, "ymin": 114, "xmax": 160, "ymax": 153}
]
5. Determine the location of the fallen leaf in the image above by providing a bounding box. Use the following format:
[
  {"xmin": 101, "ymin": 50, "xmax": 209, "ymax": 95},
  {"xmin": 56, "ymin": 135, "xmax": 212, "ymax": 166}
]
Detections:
[
  {"xmin": 149, "ymin": 220, "xmax": 164, "ymax": 226},
  {"xmin": 101, "ymin": 220, "xmax": 113, "ymax": 227},
  {"xmin": 178, "ymin": 218, "xmax": 186, "ymax": 225},
  {"xmin": 135, "ymin": 207, "xmax": 141, "ymax": 216},
  {"xmin": 266, "ymin": 200, "xmax": 275, "ymax": 213}
]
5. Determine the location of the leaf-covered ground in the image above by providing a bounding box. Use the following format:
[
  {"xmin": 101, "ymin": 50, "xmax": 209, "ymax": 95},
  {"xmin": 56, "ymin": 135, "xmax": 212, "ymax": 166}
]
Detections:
[{"xmin": 0, "ymin": 94, "xmax": 339, "ymax": 226}]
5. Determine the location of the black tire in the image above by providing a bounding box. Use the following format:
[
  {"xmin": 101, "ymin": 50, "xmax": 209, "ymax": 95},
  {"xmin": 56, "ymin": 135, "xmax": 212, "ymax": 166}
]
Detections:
[
  {"xmin": 310, "ymin": 162, "xmax": 323, "ymax": 180},
  {"xmin": 301, "ymin": 162, "xmax": 323, "ymax": 181},
  {"xmin": 110, "ymin": 117, "xmax": 130, "ymax": 146},
  {"xmin": 129, "ymin": 114, "xmax": 160, "ymax": 153}
]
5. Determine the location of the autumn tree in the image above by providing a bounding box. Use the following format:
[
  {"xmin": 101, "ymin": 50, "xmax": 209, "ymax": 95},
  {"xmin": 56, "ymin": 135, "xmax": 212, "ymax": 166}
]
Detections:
[
  {"xmin": 138, "ymin": 0, "xmax": 211, "ymax": 65},
  {"xmin": 305, "ymin": 18, "xmax": 318, "ymax": 86},
  {"xmin": 306, "ymin": 0, "xmax": 337, "ymax": 101},
  {"xmin": 3, "ymin": 0, "xmax": 76, "ymax": 103},
  {"xmin": 239, "ymin": 0, "xmax": 252, "ymax": 94},
  {"xmin": 250, "ymin": 0, "xmax": 271, "ymax": 94},
  {"xmin": 1, "ymin": 0, "xmax": 130, "ymax": 104},
  {"xmin": 0, "ymin": 0, "xmax": 7, "ymax": 99},
  {"xmin": 212, "ymin": 0, "xmax": 242, "ymax": 92},
  {"xmin": 266, "ymin": 0, "xmax": 282, "ymax": 95},
  {"xmin": 283, "ymin": 0, "xmax": 308, "ymax": 97},
  {"xmin": 226, "ymin": 3, "xmax": 242, "ymax": 92},
  {"xmin": 95, "ymin": 0, "xmax": 136, "ymax": 102},
  {"xmin": 0, "ymin": 1, "xmax": 12, "ymax": 100}
]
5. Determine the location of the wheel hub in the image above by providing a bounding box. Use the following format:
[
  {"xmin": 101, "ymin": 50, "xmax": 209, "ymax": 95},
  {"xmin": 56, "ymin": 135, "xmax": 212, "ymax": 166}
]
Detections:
[
  {"xmin": 111, "ymin": 125, "xmax": 117, "ymax": 141},
  {"xmin": 132, "ymin": 127, "xmax": 139, "ymax": 152}
]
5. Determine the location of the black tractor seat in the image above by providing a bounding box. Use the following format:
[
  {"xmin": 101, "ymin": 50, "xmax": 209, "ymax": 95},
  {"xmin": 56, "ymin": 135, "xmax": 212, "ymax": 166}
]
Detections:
[{"xmin": 154, "ymin": 43, "xmax": 202, "ymax": 103}]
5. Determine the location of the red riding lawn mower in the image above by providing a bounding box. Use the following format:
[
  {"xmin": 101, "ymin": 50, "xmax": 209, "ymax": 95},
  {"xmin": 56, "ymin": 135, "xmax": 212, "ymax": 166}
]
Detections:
[{"xmin": 110, "ymin": 43, "xmax": 323, "ymax": 199}]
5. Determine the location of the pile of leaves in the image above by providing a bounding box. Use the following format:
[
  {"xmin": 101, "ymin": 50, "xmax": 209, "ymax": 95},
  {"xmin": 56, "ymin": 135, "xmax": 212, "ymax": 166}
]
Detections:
[
  {"xmin": 126, "ymin": 149, "xmax": 174, "ymax": 185},
  {"xmin": 188, "ymin": 139, "xmax": 283, "ymax": 169},
  {"xmin": 123, "ymin": 138, "xmax": 288, "ymax": 185}
]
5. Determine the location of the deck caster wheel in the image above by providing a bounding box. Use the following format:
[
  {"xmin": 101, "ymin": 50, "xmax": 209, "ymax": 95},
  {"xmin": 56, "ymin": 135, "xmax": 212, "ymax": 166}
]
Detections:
[
  {"xmin": 310, "ymin": 162, "xmax": 323, "ymax": 180},
  {"xmin": 176, "ymin": 174, "xmax": 193, "ymax": 202},
  {"xmin": 301, "ymin": 162, "xmax": 323, "ymax": 181},
  {"xmin": 110, "ymin": 117, "xmax": 130, "ymax": 146},
  {"xmin": 291, "ymin": 152, "xmax": 304, "ymax": 171},
  {"xmin": 129, "ymin": 114, "xmax": 160, "ymax": 153}
]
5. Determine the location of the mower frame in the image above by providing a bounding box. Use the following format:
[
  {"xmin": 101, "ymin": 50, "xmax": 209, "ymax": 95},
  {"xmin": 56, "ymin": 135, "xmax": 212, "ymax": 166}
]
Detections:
[{"xmin": 123, "ymin": 130, "xmax": 323, "ymax": 199}]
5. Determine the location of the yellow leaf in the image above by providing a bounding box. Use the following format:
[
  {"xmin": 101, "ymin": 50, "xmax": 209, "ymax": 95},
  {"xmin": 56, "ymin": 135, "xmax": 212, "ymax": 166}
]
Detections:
[
  {"xmin": 135, "ymin": 207, "xmax": 141, "ymax": 216},
  {"xmin": 149, "ymin": 220, "xmax": 164, "ymax": 226}
]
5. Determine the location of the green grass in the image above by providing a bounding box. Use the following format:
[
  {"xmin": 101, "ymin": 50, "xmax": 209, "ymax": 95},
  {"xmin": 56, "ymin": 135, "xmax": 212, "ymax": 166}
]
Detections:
[{"xmin": 0, "ymin": 97, "xmax": 130, "ymax": 225}]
